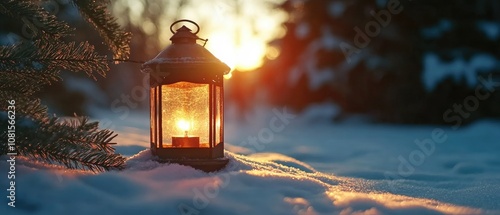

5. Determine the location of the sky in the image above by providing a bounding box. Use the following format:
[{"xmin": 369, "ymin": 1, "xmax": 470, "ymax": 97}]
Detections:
[{"xmin": 113, "ymin": 0, "xmax": 288, "ymax": 76}]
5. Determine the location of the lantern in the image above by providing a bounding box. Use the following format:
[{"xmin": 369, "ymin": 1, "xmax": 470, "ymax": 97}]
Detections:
[{"xmin": 141, "ymin": 20, "xmax": 230, "ymax": 172}]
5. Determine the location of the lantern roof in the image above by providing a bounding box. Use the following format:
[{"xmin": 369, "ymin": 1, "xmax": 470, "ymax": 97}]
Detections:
[
  {"xmin": 169, "ymin": 25, "xmax": 198, "ymax": 43},
  {"xmin": 141, "ymin": 20, "xmax": 230, "ymax": 75}
]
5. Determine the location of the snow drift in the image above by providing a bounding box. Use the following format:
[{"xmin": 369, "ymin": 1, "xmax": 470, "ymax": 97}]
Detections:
[{"xmin": 0, "ymin": 149, "xmax": 488, "ymax": 215}]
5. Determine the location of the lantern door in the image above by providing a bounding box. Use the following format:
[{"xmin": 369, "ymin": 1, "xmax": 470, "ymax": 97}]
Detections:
[{"xmin": 150, "ymin": 81, "xmax": 222, "ymax": 150}]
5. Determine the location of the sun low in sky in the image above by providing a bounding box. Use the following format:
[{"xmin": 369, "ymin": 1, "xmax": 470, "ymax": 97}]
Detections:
[{"xmin": 113, "ymin": 0, "xmax": 287, "ymax": 77}]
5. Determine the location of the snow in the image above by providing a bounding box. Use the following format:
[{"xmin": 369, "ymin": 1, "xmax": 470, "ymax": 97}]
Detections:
[
  {"xmin": 421, "ymin": 20, "xmax": 453, "ymax": 39},
  {"xmin": 421, "ymin": 53, "xmax": 499, "ymax": 91},
  {"xmin": 288, "ymin": 27, "xmax": 342, "ymax": 90},
  {"xmin": 295, "ymin": 22, "xmax": 310, "ymax": 39},
  {"xmin": 328, "ymin": 2, "xmax": 345, "ymax": 18},
  {"xmin": 305, "ymin": 67, "xmax": 335, "ymax": 91},
  {"xmin": 376, "ymin": 0, "xmax": 388, "ymax": 8},
  {"xmin": 0, "ymin": 151, "xmax": 487, "ymax": 215},
  {"xmin": 2, "ymin": 105, "xmax": 500, "ymax": 214},
  {"xmin": 320, "ymin": 28, "xmax": 337, "ymax": 51},
  {"xmin": 0, "ymin": 33, "xmax": 20, "ymax": 45},
  {"xmin": 477, "ymin": 21, "xmax": 500, "ymax": 40}
]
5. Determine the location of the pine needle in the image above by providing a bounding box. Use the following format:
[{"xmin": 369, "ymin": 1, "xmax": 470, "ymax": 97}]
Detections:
[
  {"xmin": 73, "ymin": 0, "xmax": 132, "ymax": 59},
  {"xmin": 0, "ymin": 0, "xmax": 73, "ymax": 39}
]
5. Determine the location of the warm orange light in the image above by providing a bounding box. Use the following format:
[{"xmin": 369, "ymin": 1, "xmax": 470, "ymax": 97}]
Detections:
[
  {"xmin": 223, "ymin": 73, "xmax": 232, "ymax": 79},
  {"xmin": 113, "ymin": 0, "xmax": 288, "ymax": 80},
  {"xmin": 177, "ymin": 119, "xmax": 190, "ymax": 137},
  {"xmin": 206, "ymin": 33, "xmax": 266, "ymax": 73}
]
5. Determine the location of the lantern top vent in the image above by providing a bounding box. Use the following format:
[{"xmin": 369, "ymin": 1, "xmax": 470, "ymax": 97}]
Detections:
[
  {"xmin": 141, "ymin": 19, "xmax": 230, "ymax": 76},
  {"xmin": 169, "ymin": 20, "xmax": 200, "ymax": 44}
]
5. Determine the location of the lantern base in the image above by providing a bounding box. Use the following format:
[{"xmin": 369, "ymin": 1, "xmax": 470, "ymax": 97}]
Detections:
[
  {"xmin": 155, "ymin": 157, "xmax": 229, "ymax": 172},
  {"xmin": 172, "ymin": 136, "xmax": 200, "ymax": 147}
]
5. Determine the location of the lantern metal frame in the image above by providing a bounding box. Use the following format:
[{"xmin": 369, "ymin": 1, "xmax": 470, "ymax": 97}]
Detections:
[{"xmin": 142, "ymin": 20, "xmax": 230, "ymax": 172}]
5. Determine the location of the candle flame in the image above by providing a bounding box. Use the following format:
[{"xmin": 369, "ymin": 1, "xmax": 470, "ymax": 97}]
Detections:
[{"xmin": 177, "ymin": 119, "xmax": 190, "ymax": 132}]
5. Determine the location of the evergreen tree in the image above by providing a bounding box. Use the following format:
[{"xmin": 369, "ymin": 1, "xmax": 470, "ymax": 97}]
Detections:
[
  {"xmin": 0, "ymin": 0, "xmax": 131, "ymax": 172},
  {"xmin": 253, "ymin": 0, "xmax": 500, "ymax": 124}
]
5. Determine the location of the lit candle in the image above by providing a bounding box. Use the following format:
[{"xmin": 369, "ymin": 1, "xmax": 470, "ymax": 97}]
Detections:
[
  {"xmin": 172, "ymin": 119, "xmax": 200, "ymax": 147},
  {"xmin": 177, "ymin": 119, "xmax": 190, "ymax": 137}
]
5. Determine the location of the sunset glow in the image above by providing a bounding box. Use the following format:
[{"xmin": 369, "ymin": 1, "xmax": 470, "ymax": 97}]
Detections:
[
  {"xmin": 206, "ymin": 32, "xmax": 267, "ymax": 73},
  {"xmin": 180, "ymin": 0, "xmax": 288, "ymax": 74},
  {"xmin": 113, "ymin": 0, "xmax": 287, "ymax": 77}
]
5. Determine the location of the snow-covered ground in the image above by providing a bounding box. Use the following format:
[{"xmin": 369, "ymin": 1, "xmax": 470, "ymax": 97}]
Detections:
[{"xmin": 2, "ymin": 104, "xmax": 500, "ymax": 215}]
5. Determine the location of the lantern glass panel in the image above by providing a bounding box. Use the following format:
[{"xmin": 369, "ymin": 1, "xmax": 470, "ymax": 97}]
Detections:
[
  {"xmin": 150, "ymin": 87, "xmax": 157, "ymax": 146},
  {"xmin": 161, "ymin": 82, "xmax": 209, "ymax": 148},
  {"xmin": 215, "ymin": 85, "xmax": 222, "ymax": 145}
]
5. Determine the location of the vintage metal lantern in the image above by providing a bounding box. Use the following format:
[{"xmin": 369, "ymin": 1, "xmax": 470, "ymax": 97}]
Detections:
[{"xmin": 142, "ymin": 20, "xmax": 230, "ymax": 172}]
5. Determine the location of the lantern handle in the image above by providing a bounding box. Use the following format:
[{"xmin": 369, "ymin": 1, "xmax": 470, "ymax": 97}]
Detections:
[{"xmin": 170, "ymin": 19, "xmax": 200, "ymax": 35}]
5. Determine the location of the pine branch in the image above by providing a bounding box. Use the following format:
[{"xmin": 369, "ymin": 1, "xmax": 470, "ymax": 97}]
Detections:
[
  {"xmin": 0, "ymin": 0, "xmax": 73, "ymax": 39},
  {"xmin": 0, "ymin": 115, "xmax": 126, "ymax": 172},
  {"xmin": 0, "ymin": 63, "xmax": 60, "ymax": 96},
  {"xmin": 0, "ymin": 40, "xmax": 109, "ymax": 79},
  {"xmin": 0, "ymin": 0, "xmax": 131, "ymax": 172},
  {"xmin": 73, "ymin": 0, "xmax": 131, "ymax": 59},
  {"xmin": 0, "ymin": 73, "xmax": 56, "ymax": 95},
  {"xmin": 0, "ymin": 95, "xmax": 47, "ymax": 120},
  {"xmin": 61, "ymin": 116, "xmax": 118, "ymax": 154}
]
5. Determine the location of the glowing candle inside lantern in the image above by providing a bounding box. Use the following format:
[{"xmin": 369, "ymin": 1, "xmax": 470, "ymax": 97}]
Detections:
[
  {"xmin": 177, "ymin": 119, "xmax": 190, "ymax": 137},
  {"xmin": 172, "ymin": 119, "xmax": 200, "ymax": 147}
]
